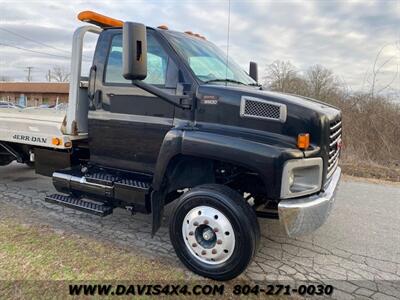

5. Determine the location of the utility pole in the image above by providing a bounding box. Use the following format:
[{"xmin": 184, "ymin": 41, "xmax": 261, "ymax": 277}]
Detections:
[
  {"xmin": 25, "ymin": 66, "xmax": 33, "ymax": 82},
  {"xmin": 47, "ymin": 69, "xmax": 51, "ymax": 82}
]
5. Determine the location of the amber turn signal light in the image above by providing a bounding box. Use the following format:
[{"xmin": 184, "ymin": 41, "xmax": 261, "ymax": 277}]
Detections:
[
  {"xmin": 52, "ymin": 138, "xmax": 61, "ymax": 146},
  {"xmin": 297, "ymin": 133, "xmax": 310, "ymax": 150}
]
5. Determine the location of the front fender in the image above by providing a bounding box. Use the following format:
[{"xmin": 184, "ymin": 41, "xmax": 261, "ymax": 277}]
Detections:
[{"xmin": 153, "ymin": 129, "xmax": 303, "ymax": 199}]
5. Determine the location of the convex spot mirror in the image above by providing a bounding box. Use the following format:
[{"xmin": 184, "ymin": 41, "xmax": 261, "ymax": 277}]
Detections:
[{"xmin": 122, "ymin": 22, "xmax": 147, "ymax": 80}]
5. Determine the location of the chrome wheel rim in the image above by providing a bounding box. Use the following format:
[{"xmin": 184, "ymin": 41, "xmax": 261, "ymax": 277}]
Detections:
[{"xmin": 182, "ymin": 205, "xmax": 235, "ymax": 265}]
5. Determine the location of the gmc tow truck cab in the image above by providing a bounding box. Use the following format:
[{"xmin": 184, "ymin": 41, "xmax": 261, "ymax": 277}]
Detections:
[{"xmin": 0, "ymin": 12, "xmax": 342, "ymax": 280}]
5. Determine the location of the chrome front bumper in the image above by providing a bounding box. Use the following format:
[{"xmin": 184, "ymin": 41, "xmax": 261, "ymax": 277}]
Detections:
[{"xmin": 278, "ymin": 167, "xmax": 341, "ymax": 237}]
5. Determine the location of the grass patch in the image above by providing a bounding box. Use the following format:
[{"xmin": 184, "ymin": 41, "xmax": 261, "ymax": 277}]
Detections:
[
  {"xmin": 341, "ymin": 161, "xmax": 400, "ymax": 182},
  {"xmin": 0, "ymin": 219, "xmax": 284, "ymax": 299},
  {"xmin": 0, "ymin": 220, "xmax": 185, "ymax": 281},
  {"xmin": 0, "ymin": 219, "xmax": 190, "ymax": 298}
]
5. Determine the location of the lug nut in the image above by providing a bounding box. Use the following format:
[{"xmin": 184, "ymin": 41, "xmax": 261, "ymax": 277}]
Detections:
[
  {"xmin": 212, "ymin": 249, "xmax": 217, "ymax": 254},
  {"xmin": 217, "ymin": 239, "xmax": 222, "ymax": 245},
  {"xmin": 214, "ymin": 228, "xmax": 219, "ymax": 233},
  {"xmin": 193, "ymin": 222, "xmax": 199, "ymax": 226},
  {"xmin": 192, "ymin": 243, "xmax": 197, "ymax": 247},
  {"xmin": 189, "ymin": 231, "xmax": 194, "ymax": 236},
  {"xmin": 201, "ymin": 250, "xmax": 207, "ymax": 255},
  {"xmin": 203, "ymin": 220, "xmax": 209, "ymax": 225}
]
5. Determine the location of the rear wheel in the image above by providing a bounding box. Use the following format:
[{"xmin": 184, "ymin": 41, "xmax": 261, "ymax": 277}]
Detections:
[{"xmin": 169, "ymin": 184, "xmax": 260, "ymax": 280}]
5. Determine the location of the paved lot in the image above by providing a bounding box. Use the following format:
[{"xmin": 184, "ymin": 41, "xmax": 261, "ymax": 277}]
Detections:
[{"xmin": 0, "ymin": 163, "xmax": 400, "ymax": 299}]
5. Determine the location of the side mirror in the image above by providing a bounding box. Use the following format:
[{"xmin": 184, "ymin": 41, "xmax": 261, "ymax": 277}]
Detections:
[
  {"xmin": 122, "ymin": 22, "xmax": 147, "ymax": 80},
  {"xmin": 249, "ymin": 61, "xmax": 258, "ymax": 83}
]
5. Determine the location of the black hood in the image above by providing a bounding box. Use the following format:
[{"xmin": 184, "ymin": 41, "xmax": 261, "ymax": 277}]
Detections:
[{"xmin": 195, "ymin": 84, "xmax": 341, "ymax": 149}]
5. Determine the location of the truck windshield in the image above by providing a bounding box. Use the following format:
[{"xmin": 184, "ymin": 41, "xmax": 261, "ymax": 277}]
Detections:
[{"xmin": 166, "ymin": 31, "xmax": 256, "ymax": 86}]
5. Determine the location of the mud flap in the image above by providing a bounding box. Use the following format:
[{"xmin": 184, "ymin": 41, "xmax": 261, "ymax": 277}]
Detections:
[{"xmin": 151, "ymin": 190, "xmax": 165, "ymax": 237}]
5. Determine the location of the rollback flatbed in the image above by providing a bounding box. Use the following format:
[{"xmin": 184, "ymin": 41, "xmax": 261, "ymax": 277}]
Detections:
[{"xmin": 0, "ymin": 108, "xmax": 86, "ymax": 150}]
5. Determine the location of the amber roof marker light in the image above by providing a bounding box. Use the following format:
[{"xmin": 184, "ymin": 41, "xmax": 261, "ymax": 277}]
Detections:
[
  {"xmin": 157, "ymin": 25, "xmax": 169, "ymax": 30},
  {"xmin": 77, "ymin": 11, "xmax": 123, "ymax": 27},
  {"xmin": 184, "ymin": 31, "xmax": 206, "ymax": 40}
]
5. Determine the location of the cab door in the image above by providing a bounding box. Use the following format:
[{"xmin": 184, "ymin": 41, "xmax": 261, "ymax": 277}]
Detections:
[{"xmin": 88, "ymin": 29, "xmax": 179, "ymax": 174}]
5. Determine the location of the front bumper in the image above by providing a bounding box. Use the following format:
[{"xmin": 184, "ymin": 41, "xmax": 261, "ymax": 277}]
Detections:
[{"xmin": 278, "ymin": 167, "xmax": 341, "ymax": 237}]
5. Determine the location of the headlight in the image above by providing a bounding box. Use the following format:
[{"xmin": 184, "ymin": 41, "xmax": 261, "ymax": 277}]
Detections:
[
  {"xmin": 281, "ymin": 158, "xmax": 323, "ymax": 199},
  {"xmin": 288, "ymin": 172, "xmax": 295, "ymax": 188}
]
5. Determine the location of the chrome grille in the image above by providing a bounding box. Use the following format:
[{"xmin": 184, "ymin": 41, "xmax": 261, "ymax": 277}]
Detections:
[
  {"xmin": 240, "ymin": 96, "xmax": 287, "ymax": 122},
  {"xmin": 327, "ymin": 118, "xmax": 342, "ymax": 177}
]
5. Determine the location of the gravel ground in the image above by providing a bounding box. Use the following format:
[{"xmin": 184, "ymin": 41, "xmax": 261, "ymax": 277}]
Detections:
[{"xmin": 1, "ymin": 163, "xmax": 399, "ymax": 299}]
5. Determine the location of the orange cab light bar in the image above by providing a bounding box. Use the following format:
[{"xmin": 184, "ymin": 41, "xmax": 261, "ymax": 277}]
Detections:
[{"xmin": 77, "ymin": 11, "xmax": 123, "ymax": 28}]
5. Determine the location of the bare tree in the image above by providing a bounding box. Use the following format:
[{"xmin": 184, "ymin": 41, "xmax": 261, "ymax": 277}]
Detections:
[
  {"xmin": 264, "ymin": 60, "xmax": 299, "ymax": 93},
  {"xmin": 368, "ymin": 42, "xmax": 399, "ymax": 97},
  {"xmin": 45, "ymin": 66, "xmax": 70, "ymax": 82},
  {"xmin": 305, "ymin": 65, "xmax": 338, "ymax": 100},
  {"xmin": 287, "ymin": 76, "xmax": 309, "ymax": 95}
]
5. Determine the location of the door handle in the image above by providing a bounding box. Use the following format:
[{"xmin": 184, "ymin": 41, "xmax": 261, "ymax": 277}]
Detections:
[
  {"xmin": 93, "ymin": 90, "xmax": 102, "ymax": 110},
  {"xmin": 88, "ymin": 65, "xmax": 97, "ymax": 100},
  {"xmin": 106, "ymin": 93, "xmax": 115, "ymax": 97}
]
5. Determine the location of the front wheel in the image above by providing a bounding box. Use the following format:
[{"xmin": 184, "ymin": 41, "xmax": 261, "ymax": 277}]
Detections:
[{"xmin": 169, "ymin": 184, "xmax": 260, "ymax": 281}]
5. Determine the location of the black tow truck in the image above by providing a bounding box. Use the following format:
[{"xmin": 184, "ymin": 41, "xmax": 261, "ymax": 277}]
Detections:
[{"xmin": 0, "ymin": 11, "xmax": 342, "ymax": 280}]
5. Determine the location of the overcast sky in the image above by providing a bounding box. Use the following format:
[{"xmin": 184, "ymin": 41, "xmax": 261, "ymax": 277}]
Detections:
[{"xmin": 0, "ymin": 0, "xmax": 399, "ymax": 94}]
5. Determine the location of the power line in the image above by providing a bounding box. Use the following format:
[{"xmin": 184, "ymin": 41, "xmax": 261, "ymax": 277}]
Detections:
[
  {"xmin": 0, "ymin": 27, "xmax": 93, "ymax": 61},
  {"xmin": 0, "ymin": 42, "xmax": 93, "ymax": 63},
  {"xmin": 0, "ymin": 27, "xmax": 71, "ymax": 54},
  {"xmin": 0, "ymin": 42, "xmax": 71, "ymax": 59}
]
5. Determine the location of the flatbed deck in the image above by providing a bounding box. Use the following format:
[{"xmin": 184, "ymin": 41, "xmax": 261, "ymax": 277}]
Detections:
[{"xmin": 0, "ymin": 108, "xmax": 87, "ymax": 150}]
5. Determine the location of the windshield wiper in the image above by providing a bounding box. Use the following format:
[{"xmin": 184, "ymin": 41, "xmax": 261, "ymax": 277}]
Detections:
[{"xmin": 204, "ymin": 79, "xmax": 247, "ymax": 85}]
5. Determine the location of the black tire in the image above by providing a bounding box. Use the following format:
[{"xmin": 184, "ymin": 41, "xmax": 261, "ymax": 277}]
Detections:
[{"xmin": 169, "ymin": 184, "xmax": 260, "ymax": 281}]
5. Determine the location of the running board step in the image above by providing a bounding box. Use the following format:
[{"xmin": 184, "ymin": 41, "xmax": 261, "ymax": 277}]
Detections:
[
  {"xmin": 45, "ymin": 194, "xmax": 113, "ymax": 216},
  {"xmin": 84, "ymin": 172, "xmax": 152, "ymax": 191},
  {"xmin": 85, "ymin": 172, "xmax": 119, "ymax": 186},
  {"xmin": 114, "ymin": 178, "xmax": 151, "ymax": 190}
]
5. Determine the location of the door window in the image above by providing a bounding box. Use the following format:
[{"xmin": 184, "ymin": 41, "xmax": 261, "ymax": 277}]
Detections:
[{"xmin": 105, "ymin": 33, "xmax": 168, "ymax": 85}]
